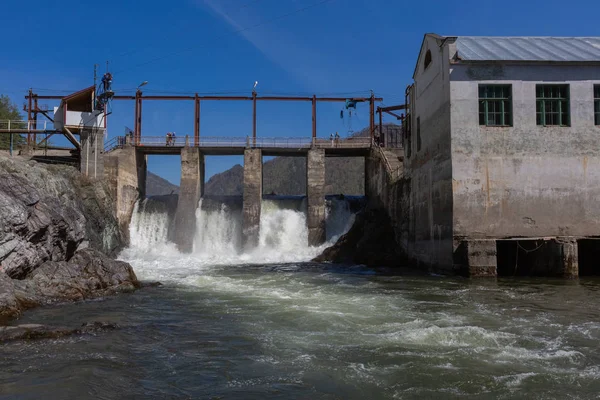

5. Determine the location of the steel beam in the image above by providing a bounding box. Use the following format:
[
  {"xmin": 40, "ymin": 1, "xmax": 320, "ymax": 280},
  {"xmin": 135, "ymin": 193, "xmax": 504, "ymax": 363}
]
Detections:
[
  {"xmin": 194, "ymin": 93, "xmax": 200, "ymax": 146},
  {"xmin": 312, "ymin": 95, "xmax": 317, "ymax": 138}
]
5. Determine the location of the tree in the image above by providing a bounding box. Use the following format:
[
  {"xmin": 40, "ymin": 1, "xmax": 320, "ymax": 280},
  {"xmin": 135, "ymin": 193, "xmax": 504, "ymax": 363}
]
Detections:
[{"xmin": 0, "ymin": 95, "xmax": 25, "ymax": 150}]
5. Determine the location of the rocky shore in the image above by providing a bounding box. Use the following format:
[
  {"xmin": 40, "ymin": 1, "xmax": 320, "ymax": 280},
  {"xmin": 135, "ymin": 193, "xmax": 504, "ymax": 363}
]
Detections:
[
  {"xmin": 0, "ymin": 154, "xmax": 141, "ymax": 328},
  {"xmin": 313, "ymin": 206, "xmax": 407, "ymax": 268}
]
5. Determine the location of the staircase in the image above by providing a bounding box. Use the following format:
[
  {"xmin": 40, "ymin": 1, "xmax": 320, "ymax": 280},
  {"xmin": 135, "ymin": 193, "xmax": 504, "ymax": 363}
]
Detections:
[{"xmin": 377, "ymin": 146, "xmax": 404, "ymax": 182}]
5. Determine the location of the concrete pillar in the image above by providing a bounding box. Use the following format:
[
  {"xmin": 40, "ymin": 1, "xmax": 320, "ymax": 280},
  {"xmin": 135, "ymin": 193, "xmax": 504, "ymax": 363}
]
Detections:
[
  {"xmin": 552, "ymin": 238, "xmax": 579, "ymax": 279},
  {"xmin": 104, "ymin": 146, "xmax": 146, "ymax": 237},
  {"xmin": 307, "ymin": 149, "xmax": 326, "ymax": 246},
  {"xmin": 80, "ymin": 128, "xmax": 105, "ymax": 178},
  {"xmin": 173, "ymin": 147, "xmax": 203, "ymax": 253},
  {"xmin": 458, "ymin": 239, "xmax": 498, "ymax": 278},
  {"xmin": 242, "ymin": 149, "xmax": 262, "ymax": 250}
]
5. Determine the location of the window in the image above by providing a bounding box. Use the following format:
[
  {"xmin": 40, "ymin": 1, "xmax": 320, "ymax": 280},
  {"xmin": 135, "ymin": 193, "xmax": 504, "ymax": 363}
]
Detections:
[
  {"xmin": 536, "ymin": 85, "xmax": 570, "ymax": 126},
  {"xmin": 424, "ymin": 50, "xmax": 432, "ymax": 70},
  {"xmin": 595, "ymin": 85, "xmax": 600, "ymax": 126},
  {"xmin": 479, "ymin": 85, "xmax": 512, "ymax": 126}
]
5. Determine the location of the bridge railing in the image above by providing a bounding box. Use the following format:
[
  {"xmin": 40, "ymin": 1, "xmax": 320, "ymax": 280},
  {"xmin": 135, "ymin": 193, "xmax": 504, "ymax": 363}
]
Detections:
[
  {"xmin": 104, "ymin": 135, "xmax": 374, "ymax": 152},
  {"xmin": 0, "ymin": 120, "xmax": 48, "ymax": 132}
]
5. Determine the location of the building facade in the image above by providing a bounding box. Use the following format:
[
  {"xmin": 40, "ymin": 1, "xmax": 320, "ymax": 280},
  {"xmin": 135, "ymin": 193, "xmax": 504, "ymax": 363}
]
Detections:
[{"xmin": 404, "ymin": 34, "xmax": 600, "ymax": 277}]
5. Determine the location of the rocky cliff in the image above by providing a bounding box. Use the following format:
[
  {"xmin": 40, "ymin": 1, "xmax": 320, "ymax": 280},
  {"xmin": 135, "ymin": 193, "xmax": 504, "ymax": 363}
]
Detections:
[{"xmin": 0, "ymin": 154, "xmax": 139, "ymax": 322}]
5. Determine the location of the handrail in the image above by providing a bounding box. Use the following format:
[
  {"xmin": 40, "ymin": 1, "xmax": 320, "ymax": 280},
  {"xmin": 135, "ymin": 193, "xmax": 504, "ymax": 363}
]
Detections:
[
  {"xmin": 103, "ymin": 135, "xmax": 374, "ymax": 152},
  {"xmin": 376, "ymin": 145, "xmax": 403, "ymax": 181},
  {"xmin": 0, "ymin": 120, "xmax": 48, "ymax": 131}
]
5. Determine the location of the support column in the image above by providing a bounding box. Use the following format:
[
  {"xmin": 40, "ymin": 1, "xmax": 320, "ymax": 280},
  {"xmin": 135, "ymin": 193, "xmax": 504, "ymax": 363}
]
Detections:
[
  {"xmin": 459, "ymin": 239, "xmax": 498, "ymax": 278},
  {"xmin": 307, "ymin": 149, "xmax": 326, "ymax": 246},
  {"xmin": 553, "ymin": 238, "xmax": 579, "ymax": 279},
  {"xmin": 243, "ymin": 149, "xmax": 262, "ymax": 250},
  {"xmin": 173, "ymin": 147, "xmax": 203, "ymax": 253},
  {"xmin": 104, "ymin": 146, "xmax": 145, "ymax": 239},
  {"xmin": 80, "ymin": 128, "xmax": 105, "ymax": 178}
]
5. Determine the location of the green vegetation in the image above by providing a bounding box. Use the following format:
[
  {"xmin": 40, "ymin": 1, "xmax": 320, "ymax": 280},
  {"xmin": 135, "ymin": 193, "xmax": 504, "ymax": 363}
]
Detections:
[{"xmin": 0, "ymin": 95, "xmax": 25, "ymax": 150}]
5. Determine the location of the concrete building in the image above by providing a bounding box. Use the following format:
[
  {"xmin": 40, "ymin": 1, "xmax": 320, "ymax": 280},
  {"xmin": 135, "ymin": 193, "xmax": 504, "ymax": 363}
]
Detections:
[{"xmin": 403, "ymin": 34, "xmax": 600, "ymax": 277}]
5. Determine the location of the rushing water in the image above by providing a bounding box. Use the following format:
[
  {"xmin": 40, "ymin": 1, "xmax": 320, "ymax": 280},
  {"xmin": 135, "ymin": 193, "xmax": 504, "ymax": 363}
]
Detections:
[{"xmin": 2, "ymin": 199, "xmax": 600, "ymax": 399}]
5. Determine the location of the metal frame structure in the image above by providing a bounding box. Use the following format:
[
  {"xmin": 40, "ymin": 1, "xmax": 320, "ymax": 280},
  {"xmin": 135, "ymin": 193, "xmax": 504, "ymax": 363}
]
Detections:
[{"xmin": 32, "ymin": 91, "xmax": 383, "ymax": 146}]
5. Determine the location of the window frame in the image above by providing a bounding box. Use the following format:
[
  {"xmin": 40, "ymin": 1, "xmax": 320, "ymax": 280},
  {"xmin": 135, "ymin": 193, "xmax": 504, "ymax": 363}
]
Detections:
[
  {"xmin": 594, "ymin": 85, "xmax": 600, "ymax": 126},
  {"xmin": 536, "ymin": 84, "xmax": 571, "ymax": 127},
  {"xmin": 478, "ymin": 84, "xmax": 513, "ymax": 127}
]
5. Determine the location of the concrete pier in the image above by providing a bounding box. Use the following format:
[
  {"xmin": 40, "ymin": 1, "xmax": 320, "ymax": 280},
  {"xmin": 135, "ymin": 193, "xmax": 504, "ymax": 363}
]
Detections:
[
  {"xmin": 80, "ymin": 128, "xmax": 105, "ymax": 178},
  {"xmin": 173, "ymin": 147, "xmax": 204, "ymax": 253},
  {"xmin": 551, "ymin": 239, "xmax": 579, "ymax": 279},
  {"xmin": 456, "ymin": 239, "xmax": 498, "ymax": 278},
  {"xmin": 242, "ymin": 149, "xmax": 262, "ymax": 250},
  {"xmin": 307, "ymin": 149, "xmax": 326, "ymax": 246},
  {"xmin": 104, "ymin": 146, "xmax": 146, "ymax": 235}
]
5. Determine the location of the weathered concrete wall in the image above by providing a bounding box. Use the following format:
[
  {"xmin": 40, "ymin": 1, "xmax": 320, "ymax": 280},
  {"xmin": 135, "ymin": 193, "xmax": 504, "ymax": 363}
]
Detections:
[
  {"xmin": 103, "ymin": 146, "xmax": 146, "ymax": 237},
  {"xmin": 404, "ymin": 35, "xmax": 454, "ymax": 272},
  {"xmin": 307, "ymin": 149, "xmax": 326, "ymax": 246},
  {"xmin": 365, "ymin": 148, "xmax": 408, "ymax": 255},
  {"xmin": 80, "ymin": 128, "xmax": 105, "ymax": 179},
  {"xmin": 450, "ymin": 64, "xmax": 600, "ymax": 239},
  {"xmin": 242, "ymin": 149, "xmax": 262, "ymax": 250},
  {"xmin": 173, "ymin": 148, "xmax": 203, "ymax": 253}
]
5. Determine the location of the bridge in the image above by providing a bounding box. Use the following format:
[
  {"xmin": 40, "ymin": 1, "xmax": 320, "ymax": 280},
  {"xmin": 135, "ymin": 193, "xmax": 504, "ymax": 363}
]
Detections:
[{"xmin": 6, "ymin": 86, "xmax": 404, "ymax": 253}]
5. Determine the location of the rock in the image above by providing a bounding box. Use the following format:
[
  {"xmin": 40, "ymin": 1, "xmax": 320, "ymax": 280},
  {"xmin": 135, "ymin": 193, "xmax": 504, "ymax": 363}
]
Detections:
[
  {"xmin": 0, "ymin": 321, "xmax": 120, "ymax": 342},
  {"xmin": 0, "ymin": 272, "xmax": 20, "ymax": 321},
  {"xmin": 313, "ymin": 207, "xmax": 406, "ymax": 267},
  {"xmin": 18, "ymin": 249, "xmax": 140, "ymax": 303},
  {"xmin": 0, "ymin": 155, "xmax": 125, "ymax": 279}
]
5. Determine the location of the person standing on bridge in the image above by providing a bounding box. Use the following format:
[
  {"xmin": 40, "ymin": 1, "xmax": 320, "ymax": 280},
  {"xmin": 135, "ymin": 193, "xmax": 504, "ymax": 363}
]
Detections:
[
  {"xmin": 330, "ymin": 133, "xmax": 334, "ymax": 147},
  {"xmin": 172, "ymin": 132, "xmax": 176, "ymax": 146},
  {"xmin": 166, "ymin": 132, "xmax": 172, "ymax": 146},
  {"xmin": 334, "ymin": 132, "xmax": 340, "ymax": 147}
]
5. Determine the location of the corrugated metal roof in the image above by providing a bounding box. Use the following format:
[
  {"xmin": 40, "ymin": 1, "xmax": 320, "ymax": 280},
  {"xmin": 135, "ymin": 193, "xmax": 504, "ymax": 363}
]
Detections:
[{"xmin": 455, "ymin": 36, "xmax": 600, "ymax": 62}]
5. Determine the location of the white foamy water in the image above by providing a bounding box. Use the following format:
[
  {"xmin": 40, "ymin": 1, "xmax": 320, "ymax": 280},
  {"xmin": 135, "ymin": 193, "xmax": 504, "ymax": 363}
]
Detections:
[{"xmin": 123, "ymin": 196, "xmax": 356, "ymax": 274}]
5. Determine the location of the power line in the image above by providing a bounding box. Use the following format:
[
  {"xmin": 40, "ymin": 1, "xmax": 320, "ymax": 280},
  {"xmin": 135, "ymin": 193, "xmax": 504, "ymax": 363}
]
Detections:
[{"xmin": 113, "ymin": 0, "xmax": 336, "ymax": 75}]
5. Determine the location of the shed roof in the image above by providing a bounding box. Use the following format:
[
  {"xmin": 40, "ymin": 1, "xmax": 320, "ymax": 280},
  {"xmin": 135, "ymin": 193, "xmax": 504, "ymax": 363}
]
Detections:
[{"xmin": 454, "ymin": 36, "xmax": 600, "ymax": 62}]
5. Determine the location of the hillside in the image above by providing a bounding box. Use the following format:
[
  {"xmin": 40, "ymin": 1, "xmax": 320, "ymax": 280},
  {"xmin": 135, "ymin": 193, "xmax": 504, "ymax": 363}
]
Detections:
[
  {"xmin": 149, "ymin": 124, "xmax": 402, "ymax": 196},
  {"xmin": 204, "ymin": 124, "xmax": 401, "ymax": 196},
  {"xmin": 146, "ymin": 171, "xmax": 180, "ymax": 196}
]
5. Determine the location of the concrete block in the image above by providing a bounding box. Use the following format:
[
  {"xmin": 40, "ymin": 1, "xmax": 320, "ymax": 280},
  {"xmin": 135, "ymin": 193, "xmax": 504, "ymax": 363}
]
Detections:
[
  {"xmin": 307, "ymin": 149, "xmax": 326, "ymax": 246},
  {"xmin": 173, "ymin": 147, "xmax": 203, "ymax": 253},
  {"xmin": 456, "ymin": 239, "xmax": 498, "ymax": 278},
  {"xmin": 243, "ymin": 149, "xmax": 262, "ymax": 250},
  {"xmin": 80, "ymin": 128, "xmax": 105, "ymax": 179}
]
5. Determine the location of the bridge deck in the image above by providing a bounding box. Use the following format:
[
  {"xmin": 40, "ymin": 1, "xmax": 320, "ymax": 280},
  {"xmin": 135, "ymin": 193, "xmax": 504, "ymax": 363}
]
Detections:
[{"xmin": 106, "ymin": 136, "xmax": 373, "ymax": 157}]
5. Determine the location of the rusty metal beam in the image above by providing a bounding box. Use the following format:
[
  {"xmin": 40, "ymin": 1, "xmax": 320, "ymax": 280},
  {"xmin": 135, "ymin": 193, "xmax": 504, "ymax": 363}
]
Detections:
[
  {"xmin": 252, "ymin": 91, "xmax": 257, "ymax": 143},
  {"xmin": 34, "ymin": 94, "xmax": 383, "ymax": 102},
  {"xmin": 312, "ymin": 95, "xmax": 316, "ymax": 138},
  {"xmin": 379, "ymin": 104, "xmax": 407, "ymax": 112},
  {"xmin": 194, "ymin": 94, "xmax": 200, "ymax": 146}
]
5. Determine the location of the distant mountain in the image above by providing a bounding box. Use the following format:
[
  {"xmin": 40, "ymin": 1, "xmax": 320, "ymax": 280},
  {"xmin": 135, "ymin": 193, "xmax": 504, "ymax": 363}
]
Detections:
[
  {"xmin": 146, "ymin": 171, "xmax": 180, "ymax": 196},
  {"xmin": 204, "ymin": 124, "xmax": 402, "ymax": 196}
]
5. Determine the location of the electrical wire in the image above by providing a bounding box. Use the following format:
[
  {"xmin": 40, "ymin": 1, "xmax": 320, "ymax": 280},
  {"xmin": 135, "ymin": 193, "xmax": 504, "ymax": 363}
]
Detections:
[{"xmin": 113, "ymin": 0, "xmax": 336, "ymax": 74}]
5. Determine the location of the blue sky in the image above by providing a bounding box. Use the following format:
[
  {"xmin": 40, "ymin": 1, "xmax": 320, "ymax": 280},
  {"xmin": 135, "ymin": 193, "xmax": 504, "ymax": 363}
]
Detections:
[{"xmin": 2, "ymin": 0, "xmax": 599, "ymax": 185}]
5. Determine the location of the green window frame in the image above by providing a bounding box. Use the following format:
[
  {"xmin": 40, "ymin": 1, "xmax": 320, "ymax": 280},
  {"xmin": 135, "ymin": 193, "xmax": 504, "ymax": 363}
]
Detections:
[
  {"xmin": 536, "ymin": 85, "xmax": 570, "ymax": 127},
  {"xmin": 479, "ymin": 85, "xmax": 512, "ymax": 126},
  {"xmin": 595, "ymin": 85, "xmax": 600, "ymax": 126}
]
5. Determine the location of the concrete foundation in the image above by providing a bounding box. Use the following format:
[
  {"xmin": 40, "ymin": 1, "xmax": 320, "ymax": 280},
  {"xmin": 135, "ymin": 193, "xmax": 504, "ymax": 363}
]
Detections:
[
  {"xmin": 104, "ymin": 146, "xmax": 146, "ymax": 237},
  {"xmin": 455, "ymin": 240, "xmax": 498, "ymax": 278},
  {"xmin": 242, "ymin": 149, "xmax": 262, "ymax": 250},
  {"xmin": 173, "ymin": 147, "xmax": 204, "ymax": 253},
  {"xmin": 80, "ymin": 128, "xmax": 105, "ymax": 178},
  {"xmin": 307, "ymin": 149, "xmax": 326, "ymax": 246}
]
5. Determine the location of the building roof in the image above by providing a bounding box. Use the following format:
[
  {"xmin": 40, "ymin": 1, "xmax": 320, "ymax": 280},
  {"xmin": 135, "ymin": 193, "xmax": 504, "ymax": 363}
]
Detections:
[
  {"xmin": 454, "ymin": 36, "xmax": 600, "ymax": 62},
  {"xmin": 60, "ymin": 85, "xmax": 95, "ymax": 112}
]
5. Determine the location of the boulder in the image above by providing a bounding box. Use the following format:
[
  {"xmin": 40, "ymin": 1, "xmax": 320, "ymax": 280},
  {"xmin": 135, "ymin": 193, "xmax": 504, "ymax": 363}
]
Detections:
[
  {"xmin": 0, "ymin": 272, "xmax": 20, "ymax": 321},
  {"xmin": 0, "ymin": 321, "xmax": 119, "ymax": 342},
  {"xmin": 313, "ymin": 207, "xmax": 405, "ymax": 267},
  {"xmin": 18, "ymin": 249, "xmax": 140, "ymax": 303}
]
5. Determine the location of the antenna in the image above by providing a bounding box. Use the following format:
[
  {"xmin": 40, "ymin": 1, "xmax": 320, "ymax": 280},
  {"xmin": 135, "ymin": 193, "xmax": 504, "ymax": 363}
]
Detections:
[{"xmin": 253, "ymin": 81, "xmax": 258, "ymax": 93}]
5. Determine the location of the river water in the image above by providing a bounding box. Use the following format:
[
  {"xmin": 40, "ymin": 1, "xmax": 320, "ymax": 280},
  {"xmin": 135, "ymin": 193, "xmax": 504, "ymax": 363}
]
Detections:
[{"xmin": 1, "ymin": 199, "xmax": 600, "ymax": 399}]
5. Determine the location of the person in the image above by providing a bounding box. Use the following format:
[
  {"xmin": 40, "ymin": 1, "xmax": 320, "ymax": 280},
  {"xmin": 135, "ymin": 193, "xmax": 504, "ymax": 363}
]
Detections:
[
  {"xmin": 330, "ymin": 133, "xmax": 334, "ymax": 147},
  {"xmin": 171, "ymin": 132, "xmax": 176, "ymax": 146},
  {"xmin": 334, "ymin": 132, "xmax": 340, "ymax": 147},
  {"xmin": 101, "ymin": 72, "xmax": 112, "ymax": 92},
  {"xmin": 166, "ymin": 132, "xmax": 171, "ymax": 146}
]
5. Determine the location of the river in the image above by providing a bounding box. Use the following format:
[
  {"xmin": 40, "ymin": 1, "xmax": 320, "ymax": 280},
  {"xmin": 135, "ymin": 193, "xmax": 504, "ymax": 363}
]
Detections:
[{"xmin": 1, "ymin": 198, "xmax": 600, "ymax": 399}]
